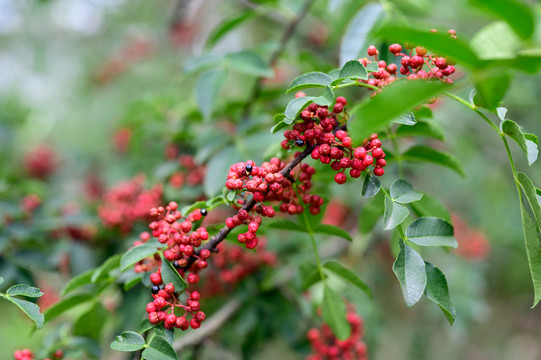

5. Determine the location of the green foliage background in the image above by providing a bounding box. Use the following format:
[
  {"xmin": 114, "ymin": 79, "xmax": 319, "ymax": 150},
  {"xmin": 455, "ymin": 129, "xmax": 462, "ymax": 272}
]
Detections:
[{"xmin": 1, "ymin": 0, "xmax": 541, "ymax": 359}]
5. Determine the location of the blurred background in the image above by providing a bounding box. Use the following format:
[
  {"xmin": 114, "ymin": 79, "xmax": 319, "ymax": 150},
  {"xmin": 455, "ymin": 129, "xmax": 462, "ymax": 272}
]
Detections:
[{"xmin": 1, "ymin": 0, "xmax": 540, "ymax": 359}]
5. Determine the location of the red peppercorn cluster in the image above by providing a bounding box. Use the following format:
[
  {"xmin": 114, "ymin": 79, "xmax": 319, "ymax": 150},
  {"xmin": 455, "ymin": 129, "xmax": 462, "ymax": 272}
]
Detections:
[
  {"xmin": 168, "ymin": 154, "xmax": 206, "ymax": 189},
  {"xmin": 200, "ymin": 241, "xmax": 277, "ymax": 296},
  {"xmin": 133, "ymin": 202, "xmax": 209, "ymax": 277},
  {"xmin": 145, "ymin": 282, "xmax": 206, "ymax": 330},
  {"xmin": 98, "ymin": 175, "xmax": 162, "ymax": 232},
  {"xmin": 13, "ymin": 349, "xmax": 63, "ymax": 360},
  {"xmin": 306, "ymin": 308, "xmax": 367, "ymax": 360},
  {"xmin": 23, "ymin": 144, "xmax": 57, "ymax": 179},
  {"xmin": 283, "ymin": 96, "xmax": 386, "ymax": 182},
  {"xmin": 452, "ymin": 213, "xmax": 491, "ymax": 261},
  {"xmin": 360, "ymin": 29, "xmax": 457, "ymax": 89},
  {"xmin": 225, "ymin": 157, "xmax": 326, "ymax": 246}
]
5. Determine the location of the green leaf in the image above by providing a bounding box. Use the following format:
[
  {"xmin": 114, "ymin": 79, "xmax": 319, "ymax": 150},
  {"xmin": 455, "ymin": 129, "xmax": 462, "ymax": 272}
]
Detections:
[
  {"xmin": 395, "ymin": 121, "xmax": 445, "ymax": 141},
  {"xmin": 313, "ymin": 224, "xmax": 352, "ymax": 242},
  {"xmin": 4, "ymin": 297, "xmax": 44, "ymax": 328},
  {"xmin": 206, "ymin": 11, "xmax": 256, "ymax": 48},
  {"xmin": 470, "ymin": 21, "xmax": 521, "ymax": 60},
  {"xmin": 6, "ymin": 284, "xmax": 43, "ymax": 298},
  {"xmin": 44, "ymin": 293, "xmax": 94, "ymax": 323},
  {"xmin": 268, "ymin": 219, "xmax": 307, "ymax": 232},
  {"xmin": 390, "ymin": 179, "xmax": 423, "ymax": 204},
  {"xmin": 111, "ymin": 331, "xmax": 146, "ymax": 352},
  {"xmin": 424, "ymin": 262, "xmax": 456, "ymax": 325},
  {"xmin": 271, "ymin": 120, "xmax": 289, "ymax": 134},
  {"xmin": 340, "ymin": 3, "xmax": 384, "ymax": 66},
  {"xmin": 284, "ymin": 96, "xmax": 315, "ymax": 123},
  {"xmin": 226, "ymin": 51, "xmax": 274, "ymax": 77},
  {"xmin": 349, "ymin": 81, "xmax": 450, "ymax": 142},
  {"xmin": 299, "ymin": 262, "xmax": 322, "ymax": 290},
  {"xmin": 91, "ymin": 254, "xmax": 121, "ymax": 283},
  {"xmin": 142, "ymin": 335, "xmax": 178, "ymax": 360},
  {"xmin": 501, "ymin": 120, "xmax": 538, "ymax": 165},
  {"xmin": 392, "ymin": 240, "xmax": 427, "ymax": 307},
  {"xmin": 160, "ymin": 254, "xmax": 188, "ymax": 292},
  {"xmin": 376, "ymin": 25, "xmax": 482, "ymax": 68},
  {"xmin": 472, "ymin": 70, "xmax": 512, "ymax": 111},
  {"xmin": 392, "ymin": 112, "xmax": 417, "ymax": 126},
  {"xmin": 520, "ymin": 204, "xmax": 541, "ymax": 308},
  {"xmin": 120, "ymin": 244, "xmax": 159, "ymax": 271},
  {"xmin": 196, "ymin": 69, "xmax": 227, "ymax": 121},
  {"xmin": 226, "ymin": 191, "xmax": 236, "ymax": 203},
  {"xmin": 359, "ymin": 192, "xmax": 384, "ymax": 234},
  {"xmin": 204, "ymin": 146, "xmax": 242, "ymax": 196},
  {"xmin": 314, "ymin": 86, "xmax": 335, "ymax": 107},
  {"xmin": 406, "ymin": 217, "xmax": 457, "ymax": 248},
  {"xmin": 362, "ymin": 173, "xmax": 381, "ymax": 198},
  {"xmin": 286, "ymin": 72, "xmax": 333, "ymax": 93},
  {"xmin": 332, "ymin": 60, "xmax": 368, "ymax": 85},
  {"xmin": 73, "ymin": 301, "xmax": 108, "ymax": 340},
  {"xmin": 183, "ymin": 54, "xmax": 225, "ymax": 74},
  {"xmin": 124, "ymin": 274, "xmax": 143, "ymax": 291},
  {"xmin": 468, "ymin": 0, "xmax": 534, "ymax": 39},
  {"xmin": 518, "ymin": 173, "xmax": 541, "ymax": 226},
  {"xmin": 410, "ymin": 193, "xmax": 451, "ymax": 222},
  {"xmin": 60, "ymin": 269, "xmax": 94, "ymax": 296},
  {"xmin": 323, "ymin": 261, "xmax": 372, "ymax": 298},
  {"xmin": 322, "ymin": 285, "xmax": 350, "ymax": 341},
  {"xmin": 402, "ymin": 145, "xmax": 465, "ymax": 177},
  {"xmin": 383, "ymin": 196, "xmax": 409, "ymax": 230}
]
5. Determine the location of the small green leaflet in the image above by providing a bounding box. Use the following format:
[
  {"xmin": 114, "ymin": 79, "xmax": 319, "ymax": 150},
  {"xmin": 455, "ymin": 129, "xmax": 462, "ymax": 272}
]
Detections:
[
  {"xmin": 390, "ymin": 179, "xmax": 423, "ymax": 204},
  {"xmin": 60, "ymin": 269, "xmax": 94, "ymax": 296},
  {"xmin": 6, "ymin": 297, "xmax": 44, "ymax": 328},
  {"xmin": 91, "ymin": 254, "xmax": 121, "ymax": 283},
  {"xmin": 395, "ymin": 121, "xmax": 445, "ymax": 141},
  {"xmin": 111, "ymin": 331, "xmax": 146, "ymax": 352},
  {"xmin": 120, "ymin": 244, "xmax": 160, "ymax": 271},
  {"xmin": 349, "ymin": 81, "xmax": 450, "ymax": 142},
  {"xmin": 44, "ymin": 293, "xmax": 94, "ymax": 323},
  {"xmin": 362, "ymin": 173, "xmax": 381, "ymax": 198},
  {"xmin": 284, "ymin": 96, "xmax": 315, "ymax": 123},
  {"xmin": 383, "ymin": 196, "xmax": 409, "ymax": 230},
  {"xmin": 322, "ymin": 285, "xmax": 350, "ymax": 341},
  {"xmin": 313, "ymin": 86, "xmax": 335, "ymax": 107},
  {"xmin": 501, "ymin": 120, "xmax": 538, "ymax": 166},
  {"xmin": 286, "ymin": 72, "xmax": 333, "ymax": 93},
  {"xmin": 6, "ymin": 284, "xmax": 44, "ymax": 298},
  {"xmin": 520, "ymin": 204, "xmax": 541, "ymax": 308},
  {"xmin": 160, "ymin": 254, "xmax": 188, "ymax": 292},
  {"xmin": 226, "ymin": 51, "xmax": 274, "ymax": 77},
  {"xmin": 142, "ymin": 335, "xmax": 178, "ymax": 360},
  {"xmin": 424, "ymin": 262, "xmax": 456, "ymax": 325},
  {"xmin": 323, "ymin": 261, "xmax": 372, "ymax": 298},
  {"xmin": 402, "ymin": 145, "xmax": 465, "ymax": 177},
  {"xmin": 331, "ymin": 60, "xmax": 368, "ymax": 85},
  {"xmin": 196, "ymin": 69, "xmax": 227, "ymax": 121},
  {"xmin": 406, "ymin": 217, "xmax": 458, "ymax": 248},
  {"xmin": 299, "ymin": 262, "xmax": 323, "ymax": 290},
  {"xmin": 393, "ymin": 240, "xmax": 427, "ymax": 307}
]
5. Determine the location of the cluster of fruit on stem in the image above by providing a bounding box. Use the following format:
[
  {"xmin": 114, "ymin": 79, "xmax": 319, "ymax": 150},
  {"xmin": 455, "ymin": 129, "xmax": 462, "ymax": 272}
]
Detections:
[
  {"xmin": 360, "ymin": 29, "xmax": 457, "ymax": 89},
  {"xmin": 306, "ymin": 307, "xmax": 367, "ymax": 360},
  {"xmin": 129, "ymin": 94, "xmax": 385, "ymax": 335}
]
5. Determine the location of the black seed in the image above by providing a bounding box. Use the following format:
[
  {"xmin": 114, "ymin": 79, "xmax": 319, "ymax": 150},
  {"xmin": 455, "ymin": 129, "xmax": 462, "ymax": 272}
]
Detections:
[
  {"xmin": 295, "ymin": 139, "xmax": 305, "ymax": 146},
  {"xmin": 245, "ymin": 164, "xmax": 253, "ymax": 174},
  {"xmin": 173, "ymin": 261, "xmax": 180, "ymax": 269},
  {"xmin": 200, "ymin": 208, "xmax": 208, "ymax": 216},
  {"xmin": 151, "ymin": 285, "xmax": 160, "ymax": 294}
]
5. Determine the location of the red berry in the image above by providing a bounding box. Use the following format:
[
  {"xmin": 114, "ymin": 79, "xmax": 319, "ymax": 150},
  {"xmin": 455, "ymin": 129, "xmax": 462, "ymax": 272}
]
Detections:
[
  {"xmin": 334, "ymin": 173, "xmax": 347, "ymax": 184},
  {"xmin": 367, "ymin": 45, "xmax": 378, "ymax": 56},
  {"xmin": 389, "ymin": 43, "xmax": 402, "ymax": 54},
  {"xmin": 150, "ymin": 272, "xmax": 162, "ymax": 286}
]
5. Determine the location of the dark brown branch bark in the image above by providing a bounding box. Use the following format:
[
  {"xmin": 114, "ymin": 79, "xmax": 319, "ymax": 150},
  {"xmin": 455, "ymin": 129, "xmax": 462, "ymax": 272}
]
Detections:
[{"xmin": 241, "ymin": 0, "xmax": 315, "ymax": 121}]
